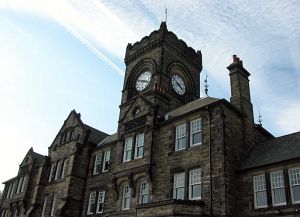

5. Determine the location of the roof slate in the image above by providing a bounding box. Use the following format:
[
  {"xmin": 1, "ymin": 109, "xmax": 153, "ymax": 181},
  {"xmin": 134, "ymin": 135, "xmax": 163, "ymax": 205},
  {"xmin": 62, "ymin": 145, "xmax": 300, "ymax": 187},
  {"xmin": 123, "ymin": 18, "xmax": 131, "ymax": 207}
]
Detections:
[
  {"xmin": 84, "ymin": 124, "xmax": 109, "ymax": 144},
  {"xmin": 240, "ymin": 131, "xmax": 300, "ymax": 170},
  {"xmin": 167, "ymin": 96, "xmax": 221, "ymax": 118},
  {"xmin": 97, "ymin": 133, "xmax": 118, "ymax": 147}
]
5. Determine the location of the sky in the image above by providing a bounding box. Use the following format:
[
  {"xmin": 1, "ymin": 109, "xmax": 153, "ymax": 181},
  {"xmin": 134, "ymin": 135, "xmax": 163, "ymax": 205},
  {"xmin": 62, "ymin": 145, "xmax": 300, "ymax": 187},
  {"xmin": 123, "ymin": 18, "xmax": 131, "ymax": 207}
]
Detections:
[{"xmin": 0, "ymin": 0, "xmax": 300, "ymax": 190}]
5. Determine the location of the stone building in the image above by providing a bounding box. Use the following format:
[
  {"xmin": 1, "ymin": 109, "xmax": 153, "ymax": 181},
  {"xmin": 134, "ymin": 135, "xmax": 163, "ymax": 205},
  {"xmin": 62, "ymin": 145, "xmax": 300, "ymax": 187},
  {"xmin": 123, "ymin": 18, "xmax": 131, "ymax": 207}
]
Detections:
[{"xmin": 1, "ymin": 22, "xmax": 300, "ymax": 217}]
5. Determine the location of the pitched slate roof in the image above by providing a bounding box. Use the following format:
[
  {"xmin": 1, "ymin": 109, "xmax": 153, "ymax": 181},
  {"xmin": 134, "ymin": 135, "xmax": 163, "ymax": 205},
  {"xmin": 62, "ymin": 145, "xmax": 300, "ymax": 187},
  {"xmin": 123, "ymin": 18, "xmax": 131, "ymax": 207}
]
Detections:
[
  {"xmin": 240, "ymin": 131, "xmax": 300, "ymax": 170},
  {"xmin": 31, "ymin": 150, "xmax": 45, "ymax": 165},
  {"xmin": 167, "ymin": 96, "xmax": 221, "ymax": 118},
  {"xmin": 84, "ymin": 124, "xmax": 109, "ymax": 144},
  {"xmin": 97, "ymin": 133, "xmax": 118, "ymax": 147}
]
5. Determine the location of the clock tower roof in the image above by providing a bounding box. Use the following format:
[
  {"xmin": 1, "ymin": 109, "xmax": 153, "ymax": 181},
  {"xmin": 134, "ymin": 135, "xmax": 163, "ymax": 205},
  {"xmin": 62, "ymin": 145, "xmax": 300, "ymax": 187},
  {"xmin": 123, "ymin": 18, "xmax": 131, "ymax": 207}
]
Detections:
[{"xmin": 125, "ymin": 22, "xmax": 201, "ymax": 68}]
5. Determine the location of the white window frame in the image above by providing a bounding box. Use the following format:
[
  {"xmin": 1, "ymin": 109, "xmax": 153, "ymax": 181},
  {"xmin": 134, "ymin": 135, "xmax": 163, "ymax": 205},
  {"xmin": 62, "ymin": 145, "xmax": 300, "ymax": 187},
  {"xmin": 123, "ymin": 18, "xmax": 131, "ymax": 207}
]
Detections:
[
  {"xmin": 50, "ymin": 195, "xmax": 56, "ymax": 217},
  {"xmin": 123, "ymin": 137, "xmax": 133, "ymax": 162},
  {"xmin": 61, "ymin": 158, "xmax": 68, "ymax": 179},
  {"xmin": 102, "ymin": 150, "xmax": 111, "ymax": 172},
  {"xmin": 270, "ymin": 170, "xmax": 286, "ymax": 206},
  {"xmin": 41, "ymin": 196, "xmax": 48, "ymax": 217},
  {"xmin": 289, "ymin": 167, "xmax": 300, "ymax": 204},
  {"xmin": 139, "ymin": 181, "xmax": 149, "ymax": 204},
  {"xmin": 190, "ymin": 118, "xmax": 202, "ymax": 146},
  {"xmin": 1, "ymin": 210, "xmax": 6, "ymax": 217},
  {"xmin": 175, "ymin": 124, "xmax": 186, "ymax": 151},
  {"xmin": 253, "ymin": 174, "xmax": 268, "ymax": 209},
  {"xmin": 96, "ymin": 191, "xmax": 106, "ymax": 213},
  {"xmin": 189, "ymin": 168, "xmax": 202, "ymax": 200},
  {"xmin": 54, "ymin": 160, "xmax": 62, "ymax": 181},
  {"xmin": 93, "ymin": 153, "xmax": 102, "ymax": 175},
  {"xmin": 87, "ymin": 192, "xmax": 96, "ymax": 215},
  {"xmin": 173, "ymin": 172, "xmax": 185, "ymax": 200},
  {"xmin": 122, "ymin": 185, "xmax": 131, "ymax": 210},
  {"xmin": 135, "ymin": 133, "xmax": 144, "ymax": 159}
]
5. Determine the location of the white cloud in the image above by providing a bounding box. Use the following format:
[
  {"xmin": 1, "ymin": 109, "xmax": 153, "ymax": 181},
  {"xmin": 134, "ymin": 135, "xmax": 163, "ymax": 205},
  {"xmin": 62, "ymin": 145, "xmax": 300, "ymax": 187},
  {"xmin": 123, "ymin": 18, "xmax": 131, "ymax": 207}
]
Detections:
[{"xmin": 275, "ymin": 102, "xmax": 300, "ymax": 134}]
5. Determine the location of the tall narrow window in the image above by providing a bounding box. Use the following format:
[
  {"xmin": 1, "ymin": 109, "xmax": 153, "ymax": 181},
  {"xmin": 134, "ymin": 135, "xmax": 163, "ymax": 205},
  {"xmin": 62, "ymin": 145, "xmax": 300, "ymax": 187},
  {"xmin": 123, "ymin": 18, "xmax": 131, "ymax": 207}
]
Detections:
[
  {"xmin": 175, "ymin": 124, "xmax": 186, "ymax": 151},
  {"xmin": 49, "ymin": 163, "xmax": 56, "ymax": 182},
  {"xmin": 139, "ymin": 181, "xmax": 149, "ymax": 204},
  {"xmin": 87, "ymin": 192, "xmax": 96, "ymax": 214},
  {"xmin": 41, "ymin": 196, "xmax": 48, "ymax": 217},
  {"xmin": 19, "ymin": 208, "xmax": 24, "ymax": 217},
  {"xmin": 102, "ymin": 150, "xmax": 111, "ymax": 172},
  {"xmin": 6, "ymin": 184, "xmax": 12, "ymax": 198},
  {"xmin": 1, "ymin": 210, "xmax": 6, "ymax": 217},
  {"xmin": 50, "ymin": 195, "xmax": 56, "ymax": 217},
  {"xmin": 96, "ymin": 191, "xmax": 106, "ymax": 213},
  {"xmin": 123, "ymin": 137, "xmax": 133, "ymax": 162},
  {"xmin": 190, "ymin": 118, "xmax": 202, "ymax": 146},
  {"xmin": 54, "ymin": 160, "xmax": 62, "ymax": 180},
  {"xmin": 16, "ymin": 177, "xmax": 23, "ymax": 194},
  {"xmin": 289, "ymin": 167, "xmax": 300, "ymax": 204},
  {"xmin": 173, "ymin": 172, "xmax": 185, "ymax": 200},
  {"xmin": 135, "ymin": 133, "xmax": 144, "ymax": 159},
  {"xmin": 189, "ymin": 168, "xmax": 201, "ymax": 200},
  {"xmin": 93, "ymin": 154, "xmax": 102, "ymax": 175},
  {"xmin": 270, "ymin": 170, "xmax": 286, "ymax": 206},
  {"xmin": 122, "ymin": 185, "xmax": 131, "ymax": 210},
  {"xmin": 10, "ymin": 182, "xmax": 16, "ymax": 197},
  {"xmin": 21, "ymin": 175, "xmax": 28, "ymax": 193},
  {"xmin": 253, "ymin": 174, "xmax": 267, "ymax": 208},
  {"xmin": 61, "ymin": 158, "xmax": 68, "ymax": 179}
]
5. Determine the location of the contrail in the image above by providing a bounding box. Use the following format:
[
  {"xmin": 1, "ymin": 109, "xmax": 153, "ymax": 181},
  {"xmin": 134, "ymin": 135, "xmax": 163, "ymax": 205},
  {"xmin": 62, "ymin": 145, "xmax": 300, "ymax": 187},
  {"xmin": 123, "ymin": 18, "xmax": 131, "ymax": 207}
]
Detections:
[{"xmin": 56, "ymin": 17, "xmax": 124, "ymax": 76}]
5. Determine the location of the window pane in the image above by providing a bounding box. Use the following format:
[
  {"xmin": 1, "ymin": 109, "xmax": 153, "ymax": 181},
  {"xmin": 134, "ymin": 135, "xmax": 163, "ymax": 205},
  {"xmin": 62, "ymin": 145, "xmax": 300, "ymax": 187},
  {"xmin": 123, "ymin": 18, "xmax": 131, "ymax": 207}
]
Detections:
[
  {"xmin": 177, "ymin": 187, "xmax": 184, "ymax": 200},
  {"xmin": 292, "ymin": 185, "xmax": 300, "ymax": 202},
  {"xmin": 256, "ymin": 191, "xmax": 267, "ymax": 207},
  {"xmin": 192, "ymin": 184, "xmax": 201, "ymax": 198},
  {"xmin": 192, "ymin": 132, "xmax": 202, "ymax": 145},
  {"xmin": 273, "ymin": 188, "xmax": 286, "ymax": 205}
]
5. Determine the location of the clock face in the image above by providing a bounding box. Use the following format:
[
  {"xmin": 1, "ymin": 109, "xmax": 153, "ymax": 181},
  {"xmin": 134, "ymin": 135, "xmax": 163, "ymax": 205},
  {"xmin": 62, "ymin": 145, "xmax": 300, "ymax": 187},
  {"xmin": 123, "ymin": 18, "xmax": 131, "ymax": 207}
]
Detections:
[
  {"xmin": 136, "ymin": 71, "xmax": 152, "ymax": 91},
  {"xmin": 171, "ymin": 74, "xmax": 186, "ymax": 95}
]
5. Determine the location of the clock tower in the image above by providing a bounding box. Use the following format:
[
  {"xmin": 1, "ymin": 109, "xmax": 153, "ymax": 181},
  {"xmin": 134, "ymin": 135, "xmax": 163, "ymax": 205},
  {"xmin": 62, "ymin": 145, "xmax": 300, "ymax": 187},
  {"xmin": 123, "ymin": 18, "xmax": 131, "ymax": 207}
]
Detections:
[{"xmin": 119, "ymin": 22, "xmax": 202, "ymax": 122}]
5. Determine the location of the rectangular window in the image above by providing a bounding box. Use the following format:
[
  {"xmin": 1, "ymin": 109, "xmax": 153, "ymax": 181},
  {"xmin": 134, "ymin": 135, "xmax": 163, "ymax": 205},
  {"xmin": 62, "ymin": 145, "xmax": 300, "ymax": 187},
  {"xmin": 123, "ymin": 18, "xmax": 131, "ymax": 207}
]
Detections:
[
  {"xmin": 173, "ymin": 172, "xmax": 185, "ymax": 200},
  {"xmin": 189, "ymin": 168, "xmax": 201, "ymax": 200},
  {"xmin": 61, "ymin": 158, "xmax": 68, "ymax": 179},
  {"xmin": 253, "ymin": 174, "xmax": 268, "ymax": 208},
  {"xmin": 11, "ymin": 182, "xmax": 16, "ymax": 197},
  {"xmin": 87, "ymin": 192, "xmax": 96, "ymax": 214},
  {"xmin": 21, "ymin": 176, "xmax": 27, "ymax": 193},
  {"xmin": 270, "ymin": 170, "xmax": 286, "ymax": 206},
  {"xmin": 102, "ymin": 150, "xmax": 111, "ymax": 172},
  {"xmin": 289, "ymin": 167, "xmax": 300, "ymax": 204},
  {"xmin": 135, "ymin": 133, "xmax": 144, "ymax": 159},
  {"xmin": 122, "ymin": 185, "xmax": 131, "ymax": 210},
  {"xmin": 93, "ymin": 154, "xmax": 102, "ymax": 175},
  {"xmin": 139, "ymin": 181, "xmax": 149, "ymax": 204},
  {"xmin": 123, "ymin": 137, "xmax": 133, "ymax": 162},
  {"xmin": 41, "ymin": 196, "xmax": 47, "ymax": 217},
  {"xmin": 190, "ymin": 118, "xmax": 202, "ymax": 146},
  {"xmin": 54, "ymin": 160, "xmax": 62, "ymax": 181},
  {"xmin": 175, "ymin": 124, "xmax": 186, "ymax": 151},
  {"xmin": 96, "ymin": 191, "xmax": 106, "ymax": 213},
  {"xmin": 50, "ymin": 195, "xmax": 56, "ymax": 217},
  {"xmin": 49, "ymin": 163, "xmax": 56, "ymax": 182}
]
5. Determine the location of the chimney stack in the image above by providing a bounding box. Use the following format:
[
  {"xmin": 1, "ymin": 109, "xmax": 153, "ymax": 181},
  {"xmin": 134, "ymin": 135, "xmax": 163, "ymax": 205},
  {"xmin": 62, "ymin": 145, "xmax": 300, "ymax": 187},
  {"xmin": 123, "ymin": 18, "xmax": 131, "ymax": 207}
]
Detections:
[{"xmin": 227, "ymin": 55, "xmax": 254, "ymax": 122}]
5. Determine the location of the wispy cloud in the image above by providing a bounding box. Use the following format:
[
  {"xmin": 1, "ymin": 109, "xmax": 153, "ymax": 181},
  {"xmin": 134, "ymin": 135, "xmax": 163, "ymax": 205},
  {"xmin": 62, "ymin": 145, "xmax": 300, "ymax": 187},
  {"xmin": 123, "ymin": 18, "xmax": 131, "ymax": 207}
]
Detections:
[{"xmin": 0, "ymin": 0, "xmax": 299, "ymax": 135}]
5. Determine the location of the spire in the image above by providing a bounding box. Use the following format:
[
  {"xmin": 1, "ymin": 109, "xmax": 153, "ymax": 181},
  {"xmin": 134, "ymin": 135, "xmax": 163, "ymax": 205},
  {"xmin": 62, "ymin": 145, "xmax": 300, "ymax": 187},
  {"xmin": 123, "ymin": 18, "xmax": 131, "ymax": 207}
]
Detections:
[
  {"xmin": 204, "ymin": 73, "xmax": 209, "ymax": 96},
  {"xmin": 258, "ymin": 107, "xmax": 263, "ymax": 126},
  {"xmin": 165, "ymin": 4, "xmax": 168, "ymax": 23}
]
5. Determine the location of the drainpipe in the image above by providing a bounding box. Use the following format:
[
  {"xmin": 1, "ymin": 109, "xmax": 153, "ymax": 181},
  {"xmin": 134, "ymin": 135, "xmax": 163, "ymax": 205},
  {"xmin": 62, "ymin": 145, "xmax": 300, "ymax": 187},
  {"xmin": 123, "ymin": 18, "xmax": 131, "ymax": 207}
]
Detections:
[{"xmin": 206, "ymin": 106, "xmax": 213, "ymax": 216}]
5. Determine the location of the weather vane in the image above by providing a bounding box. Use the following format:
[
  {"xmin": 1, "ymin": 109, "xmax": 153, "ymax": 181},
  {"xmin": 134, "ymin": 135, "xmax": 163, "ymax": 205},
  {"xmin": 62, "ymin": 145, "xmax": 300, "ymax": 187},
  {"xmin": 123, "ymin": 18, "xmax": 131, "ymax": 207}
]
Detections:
[
  {"xmin": 165, "ymin": 4, "xmax": 168, "ymax": 22},
  {"xmin": 204, "ymin": 73, "xmax": 209, "ymax": 96},
  {"xmin": 258, "ymin": 107, "xmax": 263, "ymax": 126}
]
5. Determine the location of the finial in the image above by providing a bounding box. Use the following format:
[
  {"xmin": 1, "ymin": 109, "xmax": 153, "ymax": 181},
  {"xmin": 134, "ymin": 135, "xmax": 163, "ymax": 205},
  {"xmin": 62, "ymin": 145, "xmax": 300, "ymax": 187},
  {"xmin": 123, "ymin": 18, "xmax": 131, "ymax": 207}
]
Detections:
[
  {"xmin": 165, "ymin": 4, "xmax": 168, "ymax": 23},
  {"xmin": 258, "ymin": 107, "xmax": 263, "ymax": 126},
  {"xmin": 204, "ymin": 73, "xmax": 209, "ymax": 96}
]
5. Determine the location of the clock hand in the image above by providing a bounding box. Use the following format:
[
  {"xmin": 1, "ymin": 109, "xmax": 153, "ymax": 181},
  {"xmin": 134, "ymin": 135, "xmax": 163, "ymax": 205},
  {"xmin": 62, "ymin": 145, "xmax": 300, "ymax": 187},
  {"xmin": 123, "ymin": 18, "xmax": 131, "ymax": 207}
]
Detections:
[{"xmin": 176, "ymin": 80, "xmax": 183, "ymax": 91}]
